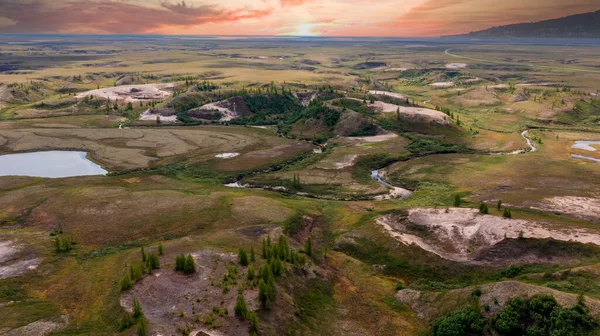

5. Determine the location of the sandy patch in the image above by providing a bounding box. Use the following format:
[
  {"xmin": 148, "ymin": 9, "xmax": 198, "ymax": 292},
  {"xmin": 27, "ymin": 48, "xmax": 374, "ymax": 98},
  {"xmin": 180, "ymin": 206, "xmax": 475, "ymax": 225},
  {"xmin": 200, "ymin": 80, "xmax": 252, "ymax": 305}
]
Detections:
[
  {"xmin": 429, "ymin": 82, "xmax": 455, "ymax": 88},
  {"xmin": 384, "ymin": 68, "xmax": 409, "ymax": 72},
  {"xmin": 1, "ymin": 316, "xmax": 69, "ymax": 336},
  {"xmin": 215, "ymin": 152, "xmax": 240, "ymax": 159},
  {"xmin": 533, "ymin": 196, "xmax": 600, "ymax": 221},
  {"xmin": 368, "ymin": 91, "xmax": 407, "ymax": 100},
  {"xmin": 445, "ymin": 63, "xmax": 467, "ymax": 69},
  {"xmin": 0, "ymin": 240, "xmax": 41, "ymax": 279},
  {"xmin": 139, "ymin": 109, "xmax": 178, "ymax": 123},
  {"xmin": 334, "ymin": 154, "xmax": 358, "ymax": 169},
  {"xmin": 196, "ymin": 102, "xmax": 238, "ymax": 121},
  {"xmin": 377, "ymin": 208, "xmax": 600, "ymax": 262},
  {"xmin": 337, "ymin": 132, "xmax": 399, "ymax": 143},
  {"xmin": 374, "ymin": 187, "xmax": 412, "ymax": 200},
  {"xmin": 76, "ymin": 83, "xmax": 175, "ymax": 102},
  {"xmin": 369, "ymin": 101, "xmax": 449, "ymax": 124}
]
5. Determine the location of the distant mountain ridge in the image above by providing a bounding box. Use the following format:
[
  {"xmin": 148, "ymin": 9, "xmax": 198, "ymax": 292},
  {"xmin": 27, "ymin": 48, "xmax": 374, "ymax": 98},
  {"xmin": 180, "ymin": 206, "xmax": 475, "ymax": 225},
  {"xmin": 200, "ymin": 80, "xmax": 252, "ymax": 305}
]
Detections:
[{"xmin": 455, "ymin": 10, "xmax": 600, "ymax": 38}]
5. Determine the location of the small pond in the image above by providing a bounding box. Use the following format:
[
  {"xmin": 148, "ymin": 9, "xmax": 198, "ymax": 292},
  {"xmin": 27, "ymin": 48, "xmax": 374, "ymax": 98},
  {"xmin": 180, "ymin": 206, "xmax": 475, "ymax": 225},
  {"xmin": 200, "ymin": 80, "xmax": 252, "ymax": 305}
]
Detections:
[{"xmin": 0, "ymin": 151, "xmax": 107, "ymax": 178}]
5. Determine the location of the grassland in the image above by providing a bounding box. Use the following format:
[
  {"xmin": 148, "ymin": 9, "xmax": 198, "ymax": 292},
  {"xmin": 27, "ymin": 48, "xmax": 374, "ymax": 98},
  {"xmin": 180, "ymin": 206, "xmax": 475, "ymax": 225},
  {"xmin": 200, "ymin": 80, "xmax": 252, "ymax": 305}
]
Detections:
[{"xmin": 0, "ymin": 35, "xmax": 600, "ymax": 336}]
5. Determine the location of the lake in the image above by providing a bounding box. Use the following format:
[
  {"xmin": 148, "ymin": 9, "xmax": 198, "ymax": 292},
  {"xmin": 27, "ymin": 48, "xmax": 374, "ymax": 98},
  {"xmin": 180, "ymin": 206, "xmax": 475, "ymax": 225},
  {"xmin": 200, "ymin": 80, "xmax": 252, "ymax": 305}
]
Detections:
[{"xmin": 0, "ymin": 151, "xmax": 108, "ymax": 178}]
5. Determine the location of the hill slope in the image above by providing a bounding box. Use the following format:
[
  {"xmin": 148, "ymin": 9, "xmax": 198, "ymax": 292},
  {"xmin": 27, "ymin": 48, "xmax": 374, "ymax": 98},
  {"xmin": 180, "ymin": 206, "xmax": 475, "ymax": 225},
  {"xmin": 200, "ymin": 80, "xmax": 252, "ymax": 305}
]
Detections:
[{"xmin": 458, "ymin": 10, "xmax": 600, "ymax": 38}]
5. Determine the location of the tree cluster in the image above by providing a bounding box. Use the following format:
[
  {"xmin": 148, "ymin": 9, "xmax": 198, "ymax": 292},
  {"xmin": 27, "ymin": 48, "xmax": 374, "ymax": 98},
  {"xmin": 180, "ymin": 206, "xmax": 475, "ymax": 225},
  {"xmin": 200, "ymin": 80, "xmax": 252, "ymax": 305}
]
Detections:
[{"xmin": 175, "ymin": 254, "xmax": 196, "ymax": 274}]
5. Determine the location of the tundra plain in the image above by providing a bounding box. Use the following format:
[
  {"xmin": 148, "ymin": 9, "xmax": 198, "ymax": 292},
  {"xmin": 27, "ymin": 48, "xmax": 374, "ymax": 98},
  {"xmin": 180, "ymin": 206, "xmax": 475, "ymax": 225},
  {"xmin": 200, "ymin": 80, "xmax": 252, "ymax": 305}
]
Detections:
[{"xmin": 0, "ymin": 35, "xmax": 599, "ymax": 336}]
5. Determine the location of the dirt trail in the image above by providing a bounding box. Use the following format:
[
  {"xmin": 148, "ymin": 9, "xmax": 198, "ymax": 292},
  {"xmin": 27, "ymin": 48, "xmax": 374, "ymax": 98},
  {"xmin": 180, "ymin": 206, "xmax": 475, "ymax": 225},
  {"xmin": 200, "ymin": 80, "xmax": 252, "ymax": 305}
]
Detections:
[{"xmin": 377, "ymin": 208, "xmax": 600, "ymax": 262}]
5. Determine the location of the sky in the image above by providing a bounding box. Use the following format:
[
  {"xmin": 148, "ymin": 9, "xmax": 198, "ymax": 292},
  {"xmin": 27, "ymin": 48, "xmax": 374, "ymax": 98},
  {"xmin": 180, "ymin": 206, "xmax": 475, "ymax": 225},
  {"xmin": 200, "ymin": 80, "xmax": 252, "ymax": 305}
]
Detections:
[{"xmin": 0, "ymin": 0, "xmax": 598, "ymax": 37}]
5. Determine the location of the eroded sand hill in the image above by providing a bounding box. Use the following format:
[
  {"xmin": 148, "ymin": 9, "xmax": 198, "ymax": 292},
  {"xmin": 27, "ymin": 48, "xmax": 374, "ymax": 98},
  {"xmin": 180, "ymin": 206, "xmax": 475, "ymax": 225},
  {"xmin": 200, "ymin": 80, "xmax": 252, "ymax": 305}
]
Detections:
[{"xmin": 377, "ymin": 208, "xmax": 600, "ymax": 262}]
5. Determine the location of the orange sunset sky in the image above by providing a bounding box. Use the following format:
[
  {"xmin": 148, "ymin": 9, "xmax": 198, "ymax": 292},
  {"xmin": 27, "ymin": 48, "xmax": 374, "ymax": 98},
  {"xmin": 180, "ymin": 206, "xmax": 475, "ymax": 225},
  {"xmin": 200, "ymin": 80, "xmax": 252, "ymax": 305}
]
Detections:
[{"xmin": 0, "ymin": 0, "xmax": 598, "ymax": 36}]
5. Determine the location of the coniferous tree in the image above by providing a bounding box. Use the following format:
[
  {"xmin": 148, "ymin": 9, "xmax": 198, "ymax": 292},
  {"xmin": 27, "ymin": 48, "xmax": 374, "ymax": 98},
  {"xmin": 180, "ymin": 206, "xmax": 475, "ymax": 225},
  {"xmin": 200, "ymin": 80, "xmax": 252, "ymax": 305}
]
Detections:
[
  {"xmin": 133, "ymin": 297, "xmax": 143, "ymax": 318},
  {"xmin": 157, "ymin": 243, "xmax": 164, "ymax": 255},
  {"xmin": 137, "ymin": 319, "xmax": 148, "ymax": 336},
  {"xmin": 497, "ymin": 200, "xmax": 502, "ymax": 211},
  {"xmin": 454, "ymin": 194, "xmax": 462, "ymax": 207},
  {"xmin": 247, "ymin": 265, "xmax": 255, "ymax": 281},
  {"xmin": 147, "ymin": 253, "xmax": 160, "ymax": 270},
  {"xmin": 250, "ymin": 247, "xmax": 255, "ymax": 262},
  {"xmin": 120, "ymin": 273, "xmax": 133, "ymax": 291},
  {"xmin": 234, "ymin": 293, "xmax": 248, "ymax": 318},
  {"xmin": 305, "ymin": 237, "xmax": 312, "ymax": 256},
  {"xmin": 238, "ymin": 248, "xmax": 249, "ymax": 266},
  {"xmin": 247, "ymin": 311, "xmax": 260, "ymax": 335},
  {"xmin": 141, "ymin": 247, "xmax": 146, "ymax": 262},
  {"xmin": 479, "ymin": 203, "xmax": 489, "ymax": 214},
  {"xmin": 184, "ymin": 254, "xmax": 196, "ymax": 274}
]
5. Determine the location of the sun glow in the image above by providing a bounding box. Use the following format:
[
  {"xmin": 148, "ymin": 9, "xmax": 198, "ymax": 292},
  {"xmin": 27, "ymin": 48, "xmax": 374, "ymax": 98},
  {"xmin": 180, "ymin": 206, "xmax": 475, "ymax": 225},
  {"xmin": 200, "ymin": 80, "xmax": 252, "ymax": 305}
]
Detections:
[{"xmin": 293, "ymin": 24, "xmax": 317, "ymax": 36}]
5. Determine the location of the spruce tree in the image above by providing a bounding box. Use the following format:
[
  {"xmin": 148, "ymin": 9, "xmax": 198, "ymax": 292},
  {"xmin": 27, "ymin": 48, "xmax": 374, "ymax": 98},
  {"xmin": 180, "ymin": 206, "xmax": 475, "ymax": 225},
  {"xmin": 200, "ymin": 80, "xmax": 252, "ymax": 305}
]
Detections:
[
  {"xmin": 184, "ymin": 254, "xmax": 196, "ymax": 274},
  {"xmin": 120, "ymin": 273, "xmax": 133, "ymax": 291},
  {"xmin": 454, "ymin": 194, "xmax": 462, "ymax": 207},
  {"xmin": 234, "ymin": 293, "xmax": 248, "ymax": 318},
  {"xmin": 247, "ymin": 311, "xmax": 260, "ymax": 335},
  {"xmin": 305, "ymin": 237, "xmax": 312, "ymax": 256},
  {"xmin": 157, "ymin": 243, "xmax": 164, "ymax": 256},
  {"xmin": 133, "ymin": 297, "xmax": 143, "ymax": 318},
  {"xmin": 238, "ymin": 248, "xmax": 249, "ymax": 266},
  {"xmin": 141, "ymin": 247, "xmax": 146, "ymax": 262},
  {"xmin": 497, "ymin": 200, "xmax": 502, "ymax": 211},
  {"xmin": 250, "ymin": 247, "xmax": 255, "ymax": 262}
]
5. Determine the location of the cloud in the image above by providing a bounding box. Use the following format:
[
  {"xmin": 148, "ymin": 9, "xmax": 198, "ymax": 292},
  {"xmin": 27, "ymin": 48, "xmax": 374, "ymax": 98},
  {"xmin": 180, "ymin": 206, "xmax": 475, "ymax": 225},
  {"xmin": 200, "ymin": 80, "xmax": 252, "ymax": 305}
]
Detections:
[
  {"xmin": 279, "ymin": 0, "xmax": 313, "ymax": 8},
  {"xmin": 0, "ymin": 0, "xmax": 273, "ymax": 34}
]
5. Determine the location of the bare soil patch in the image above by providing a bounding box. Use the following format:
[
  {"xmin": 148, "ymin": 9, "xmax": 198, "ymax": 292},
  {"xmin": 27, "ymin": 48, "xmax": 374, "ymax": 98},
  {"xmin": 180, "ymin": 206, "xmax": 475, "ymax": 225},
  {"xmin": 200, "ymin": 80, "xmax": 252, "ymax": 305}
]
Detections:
[
  {"xmin": 368, "ymin": 91, "xmax": 407, "ymax": 100},
  {"xmin": 377, "ymin": 208, "xmax": 600, "ymax": 263},
  {"xmin": 76, "ymin": 83, "xmax": 175, "ymax": 102},
  {"xmin": 1, "ymin": 316, "xmax": 68, "ymax": 336},
  {"xmin": 533, "ymin": 196, "xmax": 600, "ymax": 222},
  {"xmin": 120, "ymin": 250, "xmax": 258, "ymax": 336},
  {"xmin": 368, "ymin": 101, "xmax": 449, "ymax": 124},
  {"xmin": 445, "ymin": 63, "xmax": 467, "ymax": 69},
  {"xmin": 0, "ymin": 240, "xmax": 40, "ymax": 279}
]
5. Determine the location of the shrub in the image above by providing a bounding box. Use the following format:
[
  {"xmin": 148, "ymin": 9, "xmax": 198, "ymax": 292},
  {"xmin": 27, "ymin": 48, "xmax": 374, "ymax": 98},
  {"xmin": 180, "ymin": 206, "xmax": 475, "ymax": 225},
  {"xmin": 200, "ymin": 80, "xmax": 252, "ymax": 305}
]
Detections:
[
  {"xmin": 431, "ymin": 306, "xmax": 485, "ymax": 336},
  {"xmin": 503, "ymin": 208, "xmax": 512, "ymax": 218},
  {"xmin": 157, "ymin": 243, "xmax": 164, "ymax": 255},
  {"xmin": 55, "ymin": 236, "xmax": 74, "ymax": 253}
]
